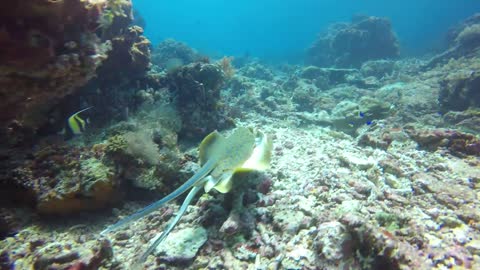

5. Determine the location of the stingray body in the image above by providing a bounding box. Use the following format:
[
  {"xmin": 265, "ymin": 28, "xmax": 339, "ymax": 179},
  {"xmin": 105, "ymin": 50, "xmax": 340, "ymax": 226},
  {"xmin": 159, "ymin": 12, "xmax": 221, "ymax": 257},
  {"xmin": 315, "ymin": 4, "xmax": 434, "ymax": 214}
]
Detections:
[{"xmin": 101, "ymin": 127, "xmax": 272, "ymax": 267}]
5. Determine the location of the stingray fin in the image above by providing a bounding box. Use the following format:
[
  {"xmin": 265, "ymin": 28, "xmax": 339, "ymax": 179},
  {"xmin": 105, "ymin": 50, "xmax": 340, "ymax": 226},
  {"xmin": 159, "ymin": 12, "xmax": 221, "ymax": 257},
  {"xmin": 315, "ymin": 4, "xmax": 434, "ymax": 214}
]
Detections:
[
  {"xmin": 241, "ymin": 131, "xmax": 273, "ymax": 171},
  {"xmin": 198, "ymin": 130, "xmax": 225, "ymax": 166}
]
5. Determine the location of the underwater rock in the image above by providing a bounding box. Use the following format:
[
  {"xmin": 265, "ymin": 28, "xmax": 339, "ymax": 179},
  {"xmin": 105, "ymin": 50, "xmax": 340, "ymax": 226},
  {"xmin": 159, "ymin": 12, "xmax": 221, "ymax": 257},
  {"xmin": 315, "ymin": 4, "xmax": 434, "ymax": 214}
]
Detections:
[
  {"xmin": 292, "ymin": 83, "xmax": 320, "ymax": 112},
  {"xmin": 360, "ymin": 60, "xmax": 397, "ymax": 78},
  {"xmin": 154, "ymin": 227, "xmax": 208, "ymax": 263},
  {"xmin": 306, "ymin": 15, "xmax": 399, "ymax": 68},
  {"xmin": 238, "ymin": 62, "xmax": 275, "ymax": 81},
  {"xmin": 446, "ymin": 13, "xmax": 480, "ymax": 51},
  {"xmin": 0, "ymin": 208, "xmax": 28, "ymax": 240},
  {"xmin": 443, "ymin": 110, "xmax": 480, "ymax": 134},
  {"xmin": 340, "ymin": 214, "xmax": 430, "ymax": 269},
  {"xmin": 152, "ymin": 39, "xmax": 203, "ymax": 70},
  {"xmin": 299, "ymin": 66, "xmax": 327, "ymax": 80},
  {"xmin": 425, "ymin": 13, "xmax": 480, "ymax": 69},
  {"xmin": 314, "ymin": 221, "xmax": 352, "ymax": 265},
  {"xmin": 39, "ymin": 240, "xmax": 113, "ymax": 270},
  {"xmin": 167, "ymin": 62, "xmax": 234, "ymax": 139},
  {"xmin": 406, "ymin": 127, "xmax": 480, "ymax": 156},
  {"xmin": 439, "ymin": 69, "xmax": 480, "ymax": 112},
  {"xmin": 272, "ymin": 210, "xmax": 307, "ymax": 235},
  {"xmin": 228, "ymin": 75, "xmax": 255, "ymax": 97}
]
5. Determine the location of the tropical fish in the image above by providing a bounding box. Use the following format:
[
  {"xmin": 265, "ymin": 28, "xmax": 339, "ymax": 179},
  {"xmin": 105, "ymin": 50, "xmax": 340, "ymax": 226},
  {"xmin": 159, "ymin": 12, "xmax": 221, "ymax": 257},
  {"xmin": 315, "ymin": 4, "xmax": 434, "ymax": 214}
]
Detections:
[
  {"xmin": 359, "ymin": 111, "xmax": 374, "ymax": 126},
  {"xmin": 101, "ymin": 127, "xmax": 273, "ymax": 268},
  {"xmin": 64, "ymin": 107, "xmax": 92, "ymax": 136}
]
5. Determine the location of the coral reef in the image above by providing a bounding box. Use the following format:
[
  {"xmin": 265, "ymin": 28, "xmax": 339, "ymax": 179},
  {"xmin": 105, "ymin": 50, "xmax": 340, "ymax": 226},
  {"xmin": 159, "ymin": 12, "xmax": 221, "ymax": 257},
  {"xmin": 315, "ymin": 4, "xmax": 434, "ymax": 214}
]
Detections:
[
  {"xmin": 439, "ymin": 66, "xmax": 480, "ymax": 112},
  {"xmin": 151, "ymin": 39, "xmax": 203, "ymax": 70},
  {"xmin": 0, "ymin": 0, "xmax": 154, "ymax": 148},
  {"xmin": 8, "ymin": 141, "xmax": 121, "ymax": 215},
  {"xmin": 95, "ymin": 25, "xmax": 151, "ymax": 84},
  {"xmin": 425, "ymin": 13, "xmax": 480, "ymax": 69},
  {"xmin": 360, "ymin": 60, "xmax": 397, "ymax": 78},
  {"xmin": 306, "ymin": 15, "xmax": 399, "ymax": 68},
  {"xmin": 446, "ymin": 13, "xmax": 480, "ymax": 50},
  {"xmin": 0, "ymin": 0, "xmax": 120, "ymax": 141},
  {"xmin": 238, "ymin": 62, "xmax": 275, "ymax": 81},
  {"xmin": 2, "ymin": 7, "xmax": 480, "ymax": 270},
  {"xmin": 167, "ymin": 62, "xmax": 234, "ymax": 139}
]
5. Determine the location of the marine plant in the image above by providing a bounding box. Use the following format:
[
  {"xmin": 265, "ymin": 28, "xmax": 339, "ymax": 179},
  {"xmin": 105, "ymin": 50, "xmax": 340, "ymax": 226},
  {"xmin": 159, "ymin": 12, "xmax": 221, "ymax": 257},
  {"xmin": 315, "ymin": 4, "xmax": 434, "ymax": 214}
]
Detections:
[{"xmin": 219, "ymin": 56, "xmax": 236, "ymax": 79}]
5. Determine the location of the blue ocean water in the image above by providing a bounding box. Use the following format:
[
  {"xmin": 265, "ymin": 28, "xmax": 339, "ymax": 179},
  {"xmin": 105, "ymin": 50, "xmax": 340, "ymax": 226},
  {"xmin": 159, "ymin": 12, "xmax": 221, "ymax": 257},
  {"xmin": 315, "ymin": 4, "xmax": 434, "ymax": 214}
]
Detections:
[{"xmin": 133, "ymin": 0, "xmax": 480, "ymax": 62}]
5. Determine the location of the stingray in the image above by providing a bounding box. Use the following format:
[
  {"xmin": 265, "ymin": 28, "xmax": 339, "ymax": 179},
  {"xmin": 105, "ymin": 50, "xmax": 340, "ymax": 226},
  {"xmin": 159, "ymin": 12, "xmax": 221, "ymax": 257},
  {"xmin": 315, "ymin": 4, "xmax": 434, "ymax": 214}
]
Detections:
[{"xmin": 101, "ymin": 127, "xmax": 272, "ymax": 267}]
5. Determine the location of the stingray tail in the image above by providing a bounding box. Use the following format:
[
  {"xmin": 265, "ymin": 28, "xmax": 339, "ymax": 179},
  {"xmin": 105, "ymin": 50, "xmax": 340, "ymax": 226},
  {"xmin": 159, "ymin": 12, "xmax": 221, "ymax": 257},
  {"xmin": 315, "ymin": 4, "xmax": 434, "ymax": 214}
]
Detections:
[
  {"xmin": 101, "ymin": 159, "xmax": 215, "ymax": 235},
  {"xmin": 133, "ymin": 185, "xmax": 203, "ymax": 267}
]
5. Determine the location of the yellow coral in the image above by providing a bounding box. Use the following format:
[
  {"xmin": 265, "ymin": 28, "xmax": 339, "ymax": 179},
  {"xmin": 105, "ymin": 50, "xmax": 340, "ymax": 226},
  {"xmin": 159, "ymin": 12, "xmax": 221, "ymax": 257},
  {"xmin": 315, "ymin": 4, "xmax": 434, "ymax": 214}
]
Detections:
[{"xmin": 97, "ymin": 0, "xmax": 129, "ymax": 30}]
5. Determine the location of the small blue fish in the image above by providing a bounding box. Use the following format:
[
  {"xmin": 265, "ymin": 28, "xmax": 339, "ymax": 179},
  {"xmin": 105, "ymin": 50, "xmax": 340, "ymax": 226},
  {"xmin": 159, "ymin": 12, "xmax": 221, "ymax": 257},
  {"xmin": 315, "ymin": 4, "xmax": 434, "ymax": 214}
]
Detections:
[
  {"xmin": 366, "ymin": 120, "xmax": 373, "ymax": 126},
  {"xmin": 359, "ymin": 111, "xmax": 365, "ymax": 118}
]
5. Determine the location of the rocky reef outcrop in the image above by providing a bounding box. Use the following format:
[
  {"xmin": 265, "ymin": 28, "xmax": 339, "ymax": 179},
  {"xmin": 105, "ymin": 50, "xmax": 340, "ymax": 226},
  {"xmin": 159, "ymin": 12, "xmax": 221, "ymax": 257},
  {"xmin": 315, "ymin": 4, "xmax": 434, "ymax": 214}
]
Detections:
[
  {"xmin": 151, "ymin": 39, "xmax": 203, "ymax": 70},
  {"xmin": 425, "ymin": 13, "xmax": 480, "ymax": 69},
  {"xmin": 439, "ymin": 67, "xmax": 480, "ymax": 112},
  {"xmin": 95, "ymin": 25, "xmax": 151, "ymax": 85},
  {"xmin": 167, "ymin": 62, "xmax": 234, "ymax": 139},
  {"xmin": 446, "ymin": 13, "xmax": 480, "ymax": 52},
  {"xmin": 0, "ymin": 0, "xmax": 115, "ymax": 142},
  {"xmin": 0, "ymin": 0, "xmax": 156, "ymax": 215},
  {"xmin": 306, "ymin": 15, "xmax": 400, "ymax": 68},
  {"xmin": 0, "ymin": 0, "xmax": 153, "ymax": 146}
]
